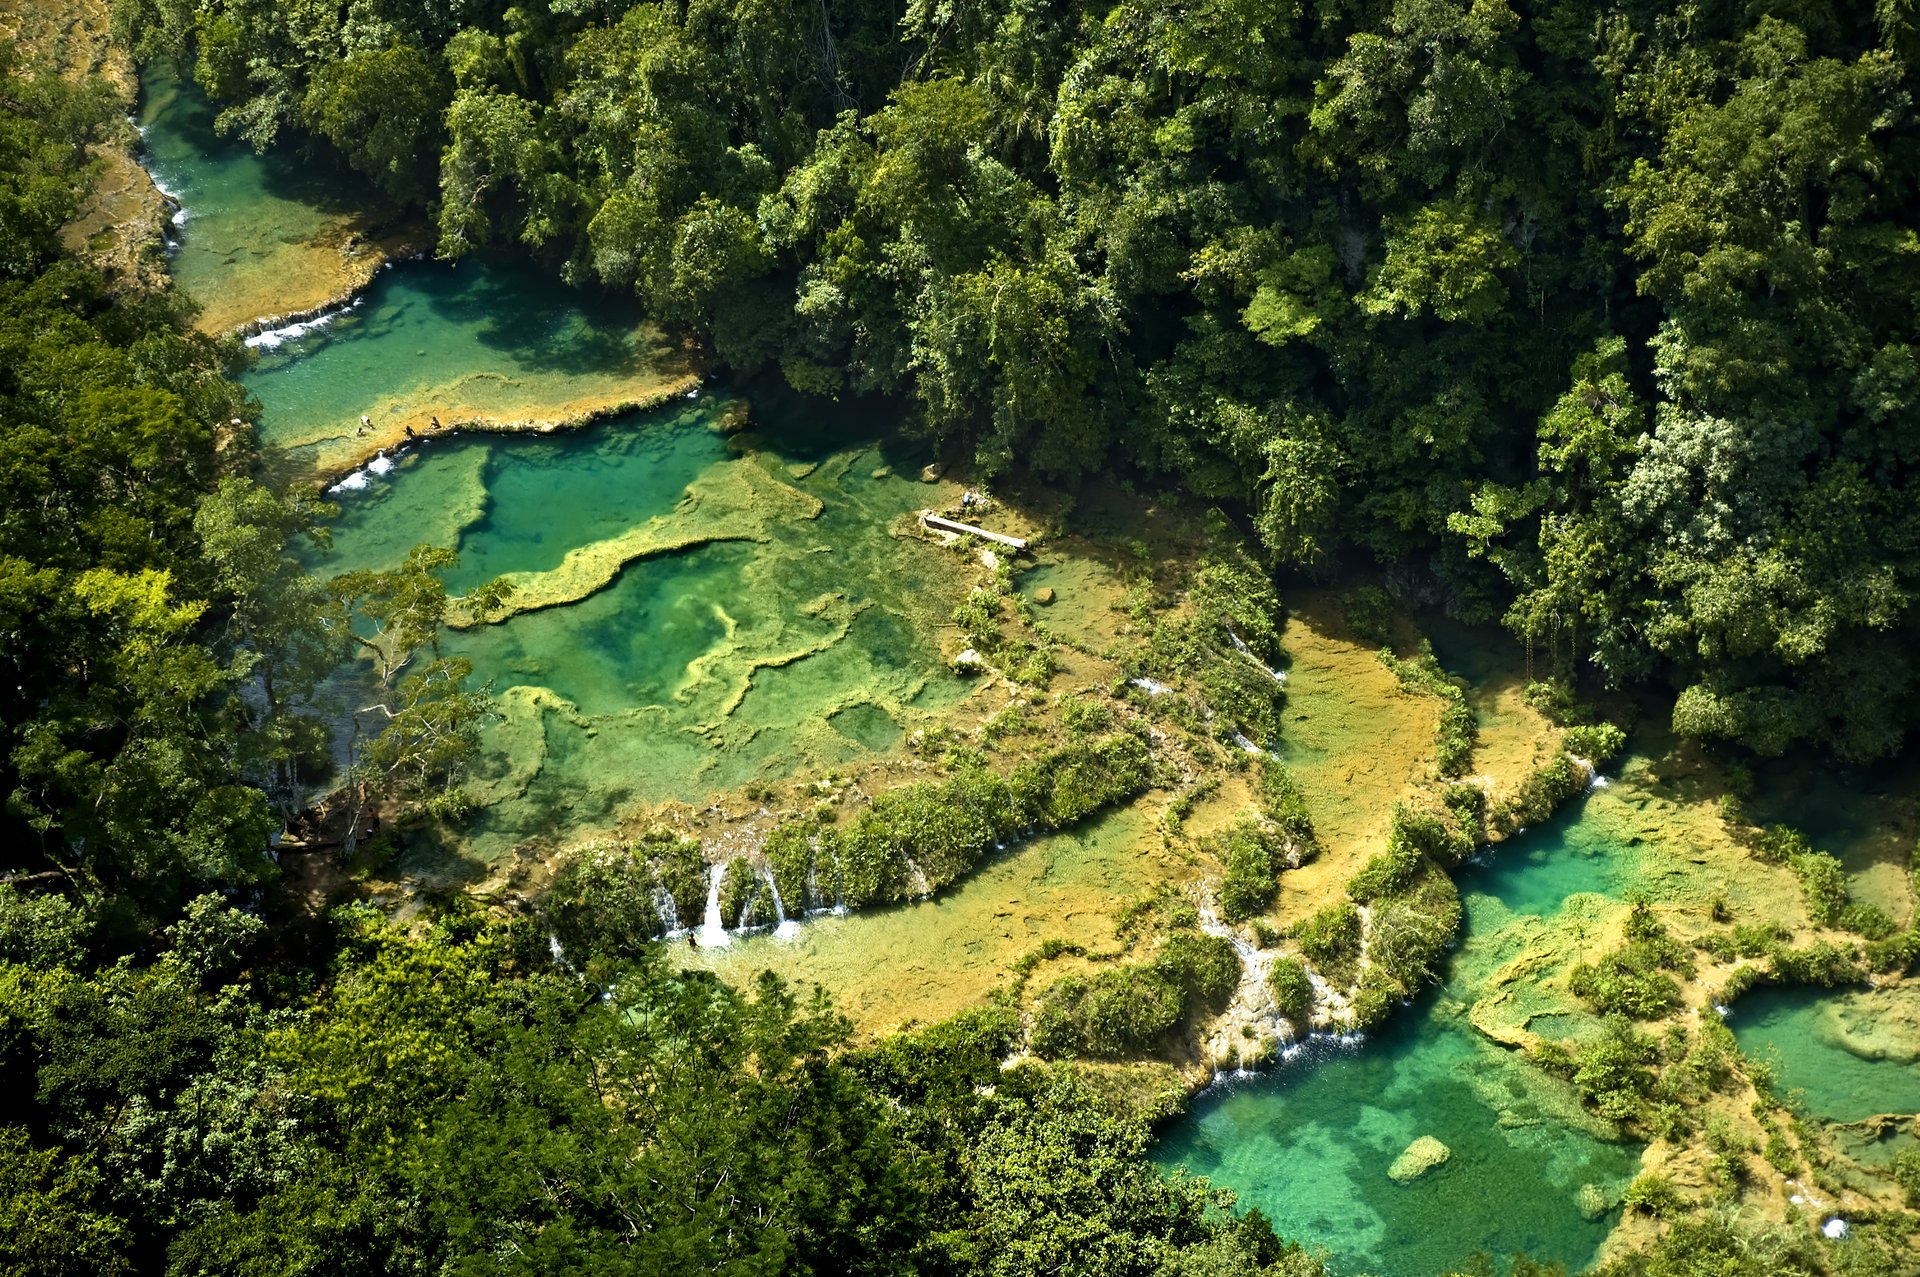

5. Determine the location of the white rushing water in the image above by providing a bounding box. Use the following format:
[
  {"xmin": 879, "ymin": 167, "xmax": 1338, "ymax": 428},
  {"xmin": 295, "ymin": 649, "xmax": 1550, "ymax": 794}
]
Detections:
[
  {"xmin": 1225, "ymin": 626, "xmax": 1287, "ymax": 683},
  {"xmin": 325, "ymin": 451, "xmax": 399, "ymax": 497},
  {"xmin": 764, "ymin": 870, "xmax": 803, "ymax": 941},
  {"xmin": 694, "ymin": 861, "xmax": 731, "ymax": 948},
  {"xmin": 246, "ymin": 296, "xmax": 364, "ymax": 350}
]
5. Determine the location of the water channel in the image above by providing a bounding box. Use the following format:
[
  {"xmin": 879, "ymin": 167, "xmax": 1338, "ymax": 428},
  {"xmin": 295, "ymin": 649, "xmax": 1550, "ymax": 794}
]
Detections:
[
  {"xmin": 146, "ymin": 69, "xmax": 969, "ymax": 863},
  {"xmin": 1156, "ymin": 796, "xmax": 1645, "ymax": 1276},
  {"xmin": 139, "ymin": 66, "xmax": 1916, "ymax": 1277}
]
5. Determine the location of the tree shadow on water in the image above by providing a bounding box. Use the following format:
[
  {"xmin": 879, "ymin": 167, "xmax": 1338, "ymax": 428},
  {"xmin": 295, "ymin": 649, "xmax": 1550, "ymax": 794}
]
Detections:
[{"xmin": 431, "ymin": 258, "xmax": 656, "ymax": 376}]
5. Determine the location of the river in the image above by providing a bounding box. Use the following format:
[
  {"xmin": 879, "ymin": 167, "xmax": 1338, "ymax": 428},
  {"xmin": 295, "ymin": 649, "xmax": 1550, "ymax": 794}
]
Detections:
[{"xmin": 138, "ymin": 65, "xmax": 1919, "ymax": 1277}]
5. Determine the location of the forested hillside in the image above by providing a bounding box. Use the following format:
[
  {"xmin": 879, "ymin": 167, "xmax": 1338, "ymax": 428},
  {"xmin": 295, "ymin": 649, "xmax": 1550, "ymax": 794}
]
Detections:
[
  {"xmin": 115, "ymin": 0, "xmax": 1920, "ymax": 761},
  {"xmin": 3, "ymin": 3, "xmax": 1917, "ymax": 1273},
  {"xmin": 0, "ymin": 50, "xmax": 1313, "ymax": 1271}
]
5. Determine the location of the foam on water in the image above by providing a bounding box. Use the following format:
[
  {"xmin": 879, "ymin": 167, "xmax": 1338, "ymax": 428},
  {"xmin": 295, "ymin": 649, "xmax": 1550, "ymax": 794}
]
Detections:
[
  {"xmin": 245, "ymin": 297, "xmax": 362, "ymax": 350},
  {"xmin": 694, "ymin": 863, "xmax": 731, "ymax": 949},
  {"xmin": 1156, "ymin": 790, "xmax": 1647, "ymax": 1276}
]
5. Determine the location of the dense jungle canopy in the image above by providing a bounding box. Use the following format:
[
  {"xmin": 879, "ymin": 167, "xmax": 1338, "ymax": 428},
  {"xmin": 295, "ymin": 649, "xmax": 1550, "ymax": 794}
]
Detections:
[
  {"xmin": 115, "ymin": 0, "xmax": 1920, "ymax": 763},
  {"xmin": 2, "ymin": 1, "xmax": 1918, "ymax": 1273}
]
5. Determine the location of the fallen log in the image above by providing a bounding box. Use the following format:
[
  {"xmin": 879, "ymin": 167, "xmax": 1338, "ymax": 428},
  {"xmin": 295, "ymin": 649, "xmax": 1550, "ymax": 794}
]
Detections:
[{"xmin": 920, "ymin": 511, "xmax": 1029, "ymax": 550}]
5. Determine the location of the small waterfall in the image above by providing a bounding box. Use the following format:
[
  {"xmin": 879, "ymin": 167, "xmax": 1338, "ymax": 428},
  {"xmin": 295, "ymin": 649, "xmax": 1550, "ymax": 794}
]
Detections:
[
  {"xmin": 547, "ymin": 931, "xmax": 578, "ymax": 975},
  {"xmin": 654, "ymin": 886, "xmax": 682, "ymax": 935},
  {"xmin": 764, "ymin": 869, "xmax": 802, "ymax": 941},
  {"xmin": 694, "ymin": 862, "xmax": 731, "ymax": 948},
  {"xmin": 1225, "ymin": 626, "xmax": 1286, "ymax": 683}
]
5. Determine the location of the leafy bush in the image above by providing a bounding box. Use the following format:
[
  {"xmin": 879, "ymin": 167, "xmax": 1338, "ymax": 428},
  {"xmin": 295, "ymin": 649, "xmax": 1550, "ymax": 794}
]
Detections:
[
  {"xmin": 1346, "ymin": 842, "xmax": 1421, "ymax": 903},
  {"xmin": 1837, "ymin": 902, "xmax": 1896, "ymax": 940},
  {"xmin": 1294, "ymin": 903, "xmax": 1362, "ymax": 986},
  {"xmin": 1489, "ymin": 752, "xmax": 1585, "ymax": 836},
  {"xmin": 1442, "ymin": 783, "xmax": 1486, "ymax": 845},
  {"xmin": 763, "ymin": 821, "xmax": 816, "ymax": 913},
  {"xmin": 1865, "ymin": 926, "xmax": 1920, "ymax": 974},
  {"xmin": 639, "ymin": 831, "xmax": 707, "ymax": 928},
  {"xmin": 1766, "ymin": 942, "xmax": 1865, "ymax": 986},
  {"xmin": 1750, "ymin": 824, "xmax": 1811, "ymax": 863},
  {"xmin": 1061, "ymin": 696, "xmax": 1113, "ymax": 735},
  {"xmin": 718, "ymin": 858, "xmax": 770, "ymax": 928},
  {"xmin": 951, "ymin": 586, "xmax": 1002, "ymax": 649},
  {"xmin": 1257, "ymin": 758, "xmax": 1318, "ymax": 855},
  {"xmin": 1200, "ymin": 661, "xmax": 1286, "ymax": 747},
  {"xmin": 1620, "ymin": 1172, "xmax": 1682, "ymax": 1217},
  {"xmin": 1787, "ymin": 849, "xmax": 1849, "ymax": 926},
  {"xmin": 1390, "ymin": 804, "xmax": 1475, "ymax": 867},
  {"xmin": 1350, "ymin": 971, "xmax": 1401, "ymax": 1030},
  {"xmin": 1892, "ymin": 1144, "xmax": 1920, "ymax": 1208},
  {"xmin": 1572, "ymin": 1018, "xmax": 1661, "ymax": 1125},
  {"xmin": 1433, "ymin": 700, "xmax": 1475, "ymax": 777},
  {"xmin": 1012, "ymin": 734, "xmax": 1153, "ymax": 829},
  {"xmin": 1191, "ymin": 556, "xmax": 1286, "ymax": 666},
  {"xmin": 1214, "ymin": 817, "xmax": 1284, "ymax": 923},
  {"xmin": 1267, "ymin": 958, "xmax": 1313, "ymax": 1028},
  {"xmin": 865, "ymin": 778, "xmax": 1003, "ymax": 889},
  {"xmin": 544, "ymin": 841, "xmax": 665, "ymax": 957},
  {"xmin": 1004, "ymin": 642, "xmax": 1057, "ymax": 687},
  {"xmin": 1365, "ymin": 873, "xmax": 1462, "ymax": 993},
  {"xmin": 1030, "ymin": 933, "xmax": 1240, "ymax": 1058},
  {"xmin": 855, "ymin": 1002, "xmax": 1023, "ymax": 1104},
  {"xmin": 833, "ymin": 817, "xmax": 901, "ymax": 908},
  {"xmin": 1561, "ymin": 723, "xmax": 1626, "ymax": 767},
  {"xmin": 1570, "ymin": 952, "xmax": 1683, "ymax": 1019}
]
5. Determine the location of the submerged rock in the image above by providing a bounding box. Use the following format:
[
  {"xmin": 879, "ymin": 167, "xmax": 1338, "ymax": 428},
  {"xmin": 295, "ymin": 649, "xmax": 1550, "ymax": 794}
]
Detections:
[
  {"xmin": 920, "ymin": 462, "xmax": 943, "ymax": 482},
  {"xmin": 1388, "ymin": 1136, "xmax": 1451, "ymax": 1183},
  {"xmin": 1034, "ymin": 586, "xmax": 1055, "ymax": 604},
  {"xmin": 1577, "ymin": 1182, "xmax": 1610, "ymax": 1221}
]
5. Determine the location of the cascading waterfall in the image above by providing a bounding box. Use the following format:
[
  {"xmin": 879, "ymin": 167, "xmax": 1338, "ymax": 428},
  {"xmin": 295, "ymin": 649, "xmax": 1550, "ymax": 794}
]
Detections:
[
  {"xmin": 694, "ymin": 861, "xmax": 731, "ymax": 947},
  {"xmin": 654, "ymin": 886, "xmax": 682, "ymax": 934},
  {"xmin": 763, "ymin": 869, "xmax": 803, "ymax": 940},
  {"xmin": 1225, "ymin": 626, "xmax": 1286, "ymax": 683}
]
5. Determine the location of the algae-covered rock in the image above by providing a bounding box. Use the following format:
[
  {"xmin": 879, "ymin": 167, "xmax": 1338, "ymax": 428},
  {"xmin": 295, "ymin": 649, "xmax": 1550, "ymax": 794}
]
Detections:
[
  {"xmin": 1388, "ymin": 1136, "xmax": 1451, "ymax": 1182},
  {"xmin": 1034, "ymin": 586, "xmax": 1055, "ymax": 604},
  {"xmin": 1577, "ymin": 1182, "xmax": 1611, "ymax": 1221},
  {"xmin": 920, "ymin": 463, "xmax": 943, "ymax": 482}
]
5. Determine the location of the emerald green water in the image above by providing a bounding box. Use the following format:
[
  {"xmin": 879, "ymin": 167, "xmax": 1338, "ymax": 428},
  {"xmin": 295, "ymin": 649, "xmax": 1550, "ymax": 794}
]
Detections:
[
  {"xmin": 1157, "ymin": 799, "xmax": 1643, "ymax": 1277},
  {"xmin": 241, "ymin": 256, "xmax": 674, "ymax": 474},
  {"xmin": 1729, "ymin": 986, "xmax": 1920, "ymax": 1123},
  {"xmin": 141, "ymin": 58, "xmax": 966, "ymax": 864},
  {"xmin": 153, "ymin": 53, "xmax": 1918, "ymax": 1264},
  {"xmin": 138, "ymin": 64, "xmax": 382, "ymax": 333},
  {"xmin": 314, "ymin": 394, "xmax": 970, "ymax": 860}
]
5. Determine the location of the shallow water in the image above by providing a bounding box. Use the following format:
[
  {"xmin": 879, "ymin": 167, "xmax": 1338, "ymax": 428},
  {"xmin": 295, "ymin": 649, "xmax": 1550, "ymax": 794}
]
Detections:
[
  {"xmin": 313, "ymin": 393, "xmax": 971, "ymax": 860},
  {"xmin": 1156, "ymin": 798, "xmax": 1647, "ymax": 1277},
  {"xmin": 684, "ymin": 807, "xmax": 1193, "ymax": 1032},
  {"xmin": 242, "ymin": 256, "xmax": 678, "ymax": 475},
  {"xmin": 144, "ymin": 51, "xmax": 1918, "ymax": 1265},
  {"xmin": 1728, "ymin": 985, "xmax": 1920, "ymax": 1123},
  {"xmin": 138, "ymin": 65, "xmax": 384, "ymax": 333},
  {"xmin": 136, "ymin": 60, "xmax": 962, "ymax": 860}
]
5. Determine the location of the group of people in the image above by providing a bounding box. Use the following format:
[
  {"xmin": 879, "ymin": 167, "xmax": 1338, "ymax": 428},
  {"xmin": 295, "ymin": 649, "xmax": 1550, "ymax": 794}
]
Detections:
[{"xmin": 354, "ymin": 413, "xmax": 443, "ymax": 438}]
